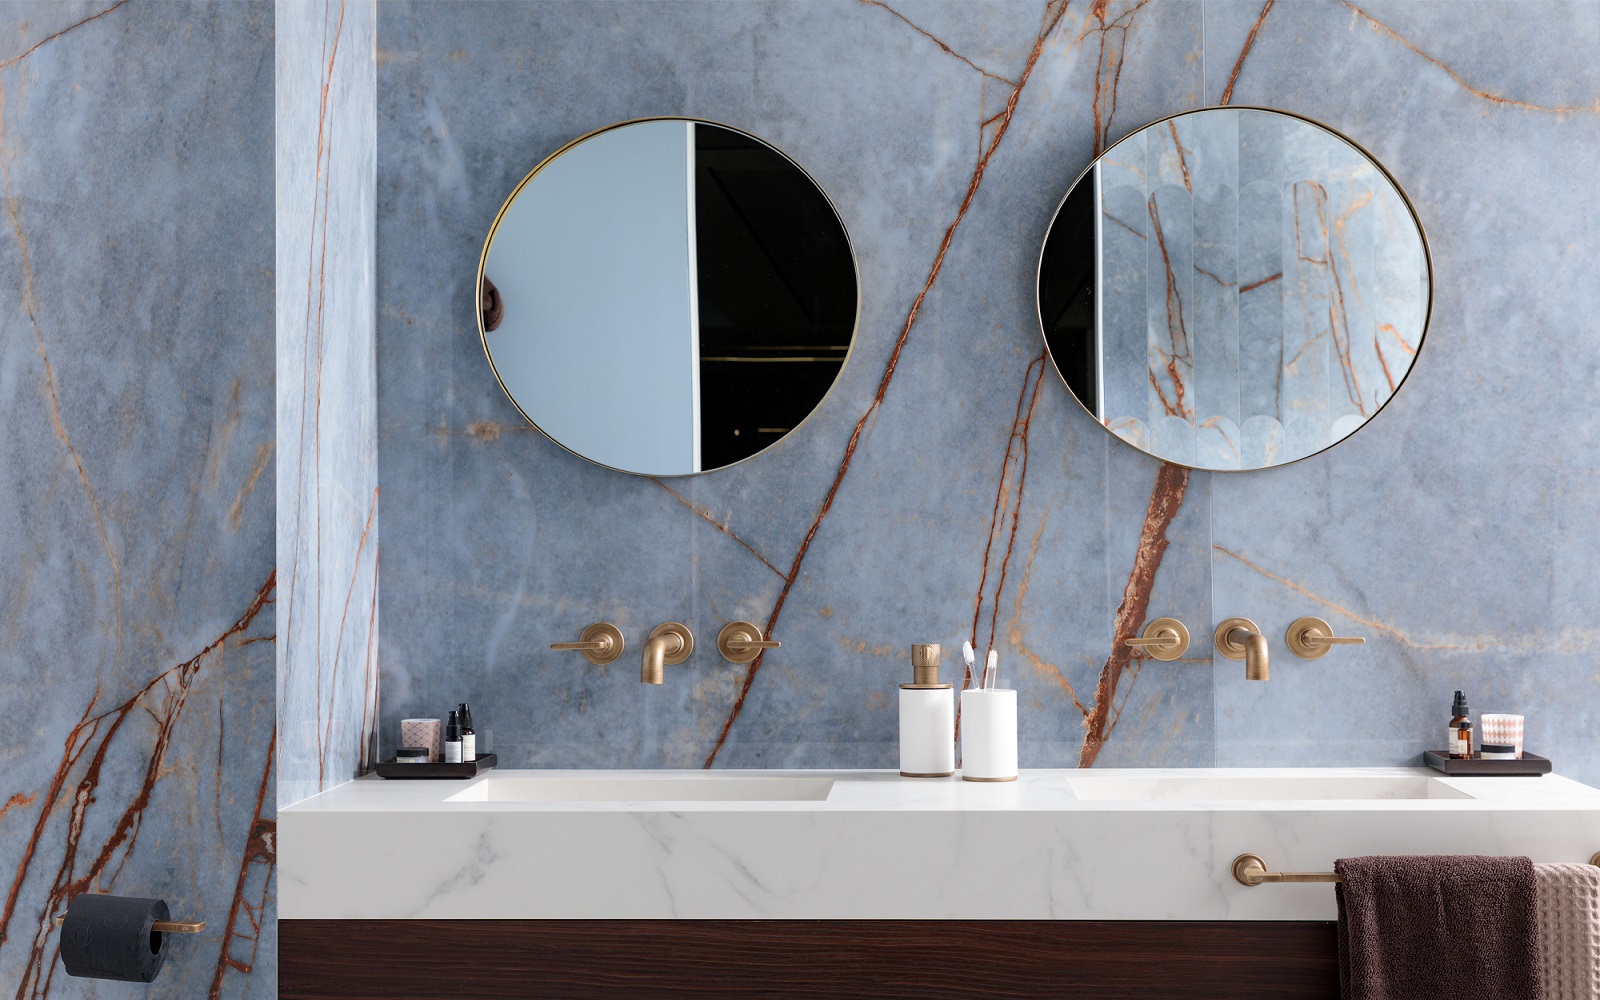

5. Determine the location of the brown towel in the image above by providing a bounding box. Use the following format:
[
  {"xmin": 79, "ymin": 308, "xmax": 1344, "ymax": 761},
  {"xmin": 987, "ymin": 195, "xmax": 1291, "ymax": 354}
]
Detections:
[
  {"xmin": 1535, "ymin": 863, "xmax": 1600, "ymax": 1000},
  {"xmin": 1335, "ymin": 855, "xmax": 1543, "ymax": 1000}
]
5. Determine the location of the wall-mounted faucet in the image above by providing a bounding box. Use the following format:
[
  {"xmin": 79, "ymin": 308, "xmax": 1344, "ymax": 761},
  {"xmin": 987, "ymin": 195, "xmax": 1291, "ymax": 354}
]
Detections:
[
  {"xmin": 641, "ymin": 622, "xmax": 694, "ymax": 684},
  {"xmin": 1214, "ymin": 617, "xmax": 1270, "ymax": 681}
]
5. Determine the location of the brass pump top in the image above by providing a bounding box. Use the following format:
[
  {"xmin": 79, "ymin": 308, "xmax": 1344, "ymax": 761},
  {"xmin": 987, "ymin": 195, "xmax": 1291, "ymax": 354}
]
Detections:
[{"xmin": 905, "ymin": 644, "xmax": 951, "ymax": 689}]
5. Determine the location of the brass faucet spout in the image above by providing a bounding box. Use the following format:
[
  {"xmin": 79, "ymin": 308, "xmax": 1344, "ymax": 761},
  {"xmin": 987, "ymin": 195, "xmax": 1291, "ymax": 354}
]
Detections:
[
  {"xmin": 1234, "ymin": 629, "xmax": 1270, "ymax": 682},
  {"xmin": 642, "ymin": 634, "xmax": 678, "ymax": 684},
  {"xmin": 1214, "ymin": 617, "xmax": 1268, "ymax": 681},
  {"xmin": 641, "ymin": 623, "xmax": 694, "ymax": 684}
]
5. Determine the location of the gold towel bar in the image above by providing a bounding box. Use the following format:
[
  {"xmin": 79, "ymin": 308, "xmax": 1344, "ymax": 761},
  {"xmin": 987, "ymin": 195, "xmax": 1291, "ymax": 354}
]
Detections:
[
  {"xmin": 53, "ymin": 915, "xmax": 205, "ymax": 934},
  {"xmin": 1233, "ymin": 853, "xmax": 1600, "ymax": 887}
]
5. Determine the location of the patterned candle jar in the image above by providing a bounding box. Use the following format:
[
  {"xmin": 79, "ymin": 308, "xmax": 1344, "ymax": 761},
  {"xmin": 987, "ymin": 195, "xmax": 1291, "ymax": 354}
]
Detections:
[
  {"xmin": 400, "ymin": 718, "xmax": 442, "ymax": 762},
  {"xmin": 1480, "ymin": 714, "xmax": 1524, "ymax": 757}
]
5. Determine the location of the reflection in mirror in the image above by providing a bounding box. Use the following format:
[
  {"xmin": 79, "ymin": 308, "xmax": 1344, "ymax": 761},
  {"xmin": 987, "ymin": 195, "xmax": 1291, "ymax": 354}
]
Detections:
[
  {"xmin": 1037, "ymin": 108, "xmax": 1431, "ymax": 471},
  {"xmin": 479, "ymin": 119, "xmax": 858, "ymax": 476}
]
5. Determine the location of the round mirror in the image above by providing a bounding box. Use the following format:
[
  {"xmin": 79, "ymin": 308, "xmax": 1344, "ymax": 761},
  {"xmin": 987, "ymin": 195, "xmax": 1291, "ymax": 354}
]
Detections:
[
  {"xmin": 478, "ymin": 118, "xmax": 859, "ymax": 476},
  {"xmin": 1037, "ymin": 107, "xmax": 1431, "ymax": 471}
]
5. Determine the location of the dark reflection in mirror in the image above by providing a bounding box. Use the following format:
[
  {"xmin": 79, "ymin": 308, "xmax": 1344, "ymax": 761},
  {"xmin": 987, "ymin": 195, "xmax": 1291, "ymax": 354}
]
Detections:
[
  {"xmin": 694, "ymin": 126, "xmax": 856, "ymax": 471},
  {"xmin": 1038, "ymin": 183, "xmax": 1097, "ymax": 416},
  {"xmin": 1037, "ymin": 108, "xmax": 1430, "ymax": 472}
]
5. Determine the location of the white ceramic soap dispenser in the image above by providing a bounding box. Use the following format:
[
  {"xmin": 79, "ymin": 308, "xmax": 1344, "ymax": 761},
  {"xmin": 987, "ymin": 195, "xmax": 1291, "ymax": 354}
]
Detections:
[{"xmin": 899, "ymin": 644, "xmax": 955, "ymax": 777}]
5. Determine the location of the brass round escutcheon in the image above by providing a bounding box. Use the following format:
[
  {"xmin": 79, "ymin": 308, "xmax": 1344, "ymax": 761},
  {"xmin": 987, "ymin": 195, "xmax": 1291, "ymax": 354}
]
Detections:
[
  {"xmin": 1126, "ymin": 617, "xmax": 1191, "ymax": 661},
  {"xmin": 1285, "ymin": 616, "xmax": 1366, "ymax": 660},
  {"xmin": 1232, "ymin": 854, "xmax": 1269, "ymax": 887},
  {"xmin": 648, "ymin": 622, "xmax": 695, "ymax": 666},
  {"xmin": 716, "ymin": 621, "xmax": 779, "ymax": 665},
  {"xmin": 1213, "ymin": 618, "xmax": 1260, "ymax": 660}
]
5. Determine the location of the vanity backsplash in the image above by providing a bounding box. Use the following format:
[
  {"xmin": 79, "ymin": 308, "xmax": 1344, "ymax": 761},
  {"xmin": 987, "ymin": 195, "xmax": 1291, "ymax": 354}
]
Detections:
[{"xmin": 373, "ymin": 1, "xmax": 1600, "ymax": 783}]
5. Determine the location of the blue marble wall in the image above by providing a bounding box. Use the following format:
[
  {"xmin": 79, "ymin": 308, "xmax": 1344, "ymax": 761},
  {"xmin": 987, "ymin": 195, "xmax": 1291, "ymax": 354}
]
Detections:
[
  {"xmin": 276, "ymin": 0, "xmax": 379, "ymax": 810},
  {"xmin": 0, "ymin": 2, "xmax": 276, "ymax": 996},
  {"xmin": 1205, "ymin": 0, "xmax": 1600, "ymax": 772},
  {"xmin": 375, "ymin": 1, "xmax": 1600, "ymax": 786}
]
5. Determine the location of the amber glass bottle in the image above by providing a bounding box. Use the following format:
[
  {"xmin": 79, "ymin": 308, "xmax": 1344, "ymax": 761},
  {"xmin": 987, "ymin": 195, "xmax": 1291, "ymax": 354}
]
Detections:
[{"xmin": 1448, "ymin": 690, "xmax": 1472, "ymax": 758}]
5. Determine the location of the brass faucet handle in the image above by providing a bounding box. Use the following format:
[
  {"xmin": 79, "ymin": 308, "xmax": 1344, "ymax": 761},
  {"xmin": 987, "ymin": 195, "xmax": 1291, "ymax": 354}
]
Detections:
[
  {"xmin": 717, "ymin": 621, "xmax": 779, "ymax": 664},
  {"xmin": 551, "ymin": 622, "xmax": 625, "ymax": 665},
  {"xmin": 1123, "ymin": 617, "xmax": 1190, "ymax": 661},
  {"xmin": 1285, "ymin": 616, "xmax": 1365, "ymax": 660}
]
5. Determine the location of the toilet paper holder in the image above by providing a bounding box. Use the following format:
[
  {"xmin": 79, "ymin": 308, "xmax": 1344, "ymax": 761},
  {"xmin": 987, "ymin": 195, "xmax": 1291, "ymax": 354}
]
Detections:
[{"xmin": 54, "ymin": 914, "xmax": 205, "ymax": 933}]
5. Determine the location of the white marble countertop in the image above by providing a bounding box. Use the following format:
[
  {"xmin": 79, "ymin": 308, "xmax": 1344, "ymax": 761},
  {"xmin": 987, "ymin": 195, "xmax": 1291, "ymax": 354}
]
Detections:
[{"xmin": 279, "ymin": 767, "xmax": 1600, "ymax": 921}]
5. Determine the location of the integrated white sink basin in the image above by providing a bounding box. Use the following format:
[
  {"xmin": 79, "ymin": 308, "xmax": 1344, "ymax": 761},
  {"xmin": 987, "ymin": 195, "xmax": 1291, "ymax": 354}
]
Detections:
[
  {"xmin": 448, "ymin": 774, "xmax": 835, "ymax": 803},
  {"xmin": 1065, "ymin": 773, "xmax": 1473, "ymax": 801}
]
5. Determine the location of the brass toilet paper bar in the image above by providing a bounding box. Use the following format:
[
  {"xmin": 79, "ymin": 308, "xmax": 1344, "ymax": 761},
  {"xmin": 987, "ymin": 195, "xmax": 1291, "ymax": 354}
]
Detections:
[
  {"xmin": 55, "ymin": 915, "xmax": 205, "ymax": 933},
  {"xmin": 1232, "ymin": 852, "xmax": 1600, "ymax": 886}
]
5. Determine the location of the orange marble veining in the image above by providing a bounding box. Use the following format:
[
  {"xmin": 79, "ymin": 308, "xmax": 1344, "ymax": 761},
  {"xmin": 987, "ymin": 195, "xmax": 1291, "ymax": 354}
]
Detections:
[
  {"xmin": 208, "ymin": 740, "xmax": 275, "ymax": 998},
  {"xmin": 1343, "ymin": 1, "xmax": 1600, "ymax": 114},
  {"xmin": 1146, "ymin": 193, "xmax": 1194, "ymax": 420},
  {"xmin": 652, "ymin": 479, "xmax": 785, "ymax": 579},
  {"xmin": 1080, "ymin": 462, "xmax": 1189, "ymax": 766},
  {"xmin": 1081, "ymin": 0, "xmax": 1151, "ymax": 156},
  {"xmin": 1217, "ymin": 0, "xmax": 1275, "ymax": 105},
  {"xmin": 2, "ymin": 575, "xmax": 274, "ymax": 998},
  {"xmin": 964, "ymin": 353, "xmax": 1052, "ymax": 713},
  {"xmin": 703, "ymin": 0, "xmax": 1071, "ymax": 768}
]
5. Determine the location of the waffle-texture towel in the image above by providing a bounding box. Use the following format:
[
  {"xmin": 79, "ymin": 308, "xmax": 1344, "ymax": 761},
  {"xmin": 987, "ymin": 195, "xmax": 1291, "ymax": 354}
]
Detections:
[
  {"xmin": 1335, "ymin": 855, "xmax": 1543, "ymax": 1000},
  {"xmin": 1536, "ymin": 862, "xmax": 1600, "ymax": 1000}
]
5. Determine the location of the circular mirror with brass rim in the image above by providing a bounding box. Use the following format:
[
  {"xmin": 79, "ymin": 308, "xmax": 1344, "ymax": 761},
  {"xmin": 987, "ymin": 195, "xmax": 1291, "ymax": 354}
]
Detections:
[
  {"xmin": 1037, "ymin": 107, "xmax": 1432, "ymax": 471},
  {"xmin": 477, "ymin": 117, "xmax": 860, "ymax": 476}
]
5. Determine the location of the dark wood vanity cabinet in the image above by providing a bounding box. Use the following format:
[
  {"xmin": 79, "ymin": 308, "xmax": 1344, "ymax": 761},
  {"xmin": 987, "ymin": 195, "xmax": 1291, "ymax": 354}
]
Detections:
[{"xmin": 280, "ymin": 919, "xmax": 1338, "ymax": 999}]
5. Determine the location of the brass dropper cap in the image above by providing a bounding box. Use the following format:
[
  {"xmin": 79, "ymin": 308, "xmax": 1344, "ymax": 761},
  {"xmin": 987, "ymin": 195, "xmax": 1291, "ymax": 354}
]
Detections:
[{"xmin": 904, "ymin": 644, "xmax": 951, "ymax": 689}]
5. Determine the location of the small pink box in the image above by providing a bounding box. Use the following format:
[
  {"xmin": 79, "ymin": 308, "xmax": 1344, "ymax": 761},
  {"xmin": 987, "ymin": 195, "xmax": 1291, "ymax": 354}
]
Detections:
[
  {"xmin": 1480, "ymin": 713, "xmax": 1524, "ymax": 756},
  {"xmin": 400, "ymin": 718, "xmax": 442, "ymax": 762}
]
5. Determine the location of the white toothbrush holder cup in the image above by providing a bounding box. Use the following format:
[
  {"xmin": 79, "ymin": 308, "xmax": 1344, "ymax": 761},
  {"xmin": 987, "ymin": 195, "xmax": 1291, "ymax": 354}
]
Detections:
[{"xmin": 960, "ymin": 689, "xmax": 1017, "ymax": 781}]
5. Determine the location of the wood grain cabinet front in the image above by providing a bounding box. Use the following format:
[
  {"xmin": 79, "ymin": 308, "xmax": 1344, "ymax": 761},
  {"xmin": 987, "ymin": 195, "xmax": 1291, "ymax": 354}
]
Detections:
[{"xmin": 280, "ymin": 919, "xmax": 1338, "ymax": 999}]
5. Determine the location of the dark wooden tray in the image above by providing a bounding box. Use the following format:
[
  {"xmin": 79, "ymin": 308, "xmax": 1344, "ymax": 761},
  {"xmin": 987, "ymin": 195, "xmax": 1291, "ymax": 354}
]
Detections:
[
  {"xmin": 1422, "ymin": 750, "xmax": 1550, "ymax": 776},
  {"xmin": 374, "ymin": 753, "xmax": 496, "ymax": 779}
]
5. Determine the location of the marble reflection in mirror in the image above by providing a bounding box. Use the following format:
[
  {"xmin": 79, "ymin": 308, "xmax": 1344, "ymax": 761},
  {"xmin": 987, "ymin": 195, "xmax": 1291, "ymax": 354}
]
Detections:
[{"xmin": 1038, "ymin": 108, "xmax": 1431, "ymax": 471}]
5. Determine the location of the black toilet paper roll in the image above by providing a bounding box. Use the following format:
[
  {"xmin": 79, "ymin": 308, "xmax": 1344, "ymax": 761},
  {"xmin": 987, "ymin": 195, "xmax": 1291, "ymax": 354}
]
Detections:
[{"xmin": 59, "ymin": 894, "xmax": 170, "ymax": 983}]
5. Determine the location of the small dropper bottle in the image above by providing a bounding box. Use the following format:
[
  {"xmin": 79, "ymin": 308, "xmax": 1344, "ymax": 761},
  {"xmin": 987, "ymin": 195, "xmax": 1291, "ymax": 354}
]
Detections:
[
  {"xmin": 1449, "ymin": 691, "xmax": 1473, "ymax": 759},
  {"xmin": 444, "ymin": 710, "xmax": 463, "ymax": 764},
  {"xmin": 458, "ymin": 703, "xmax": 476, "ymax": 762}
]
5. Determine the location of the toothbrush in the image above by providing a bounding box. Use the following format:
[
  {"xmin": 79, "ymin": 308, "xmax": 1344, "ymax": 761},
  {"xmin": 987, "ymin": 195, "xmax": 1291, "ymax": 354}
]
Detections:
[
  {"xmin": 962, "ymin": 640, "xmax": 978, "ymax": 689},
  {"xmin": 982, "ymin": 649, "xmax": 998, "ymax": 690}
]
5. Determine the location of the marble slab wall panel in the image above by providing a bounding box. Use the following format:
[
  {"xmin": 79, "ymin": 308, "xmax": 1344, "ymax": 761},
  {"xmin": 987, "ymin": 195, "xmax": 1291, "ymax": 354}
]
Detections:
[
  {"xmin": 1203, "ymin": 0, "xmax": 1600, "ymax": 787},
  {"xmin": 276, "ymin": 0, "xmax": 379, "ymax": 810},
  {"xmin": 0, "ymin": 3, "xmax": 277, "ymax": 997},
  {"xmin": 375, "ymin": 0, "xmax": 1600, "ymax": 787}
]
